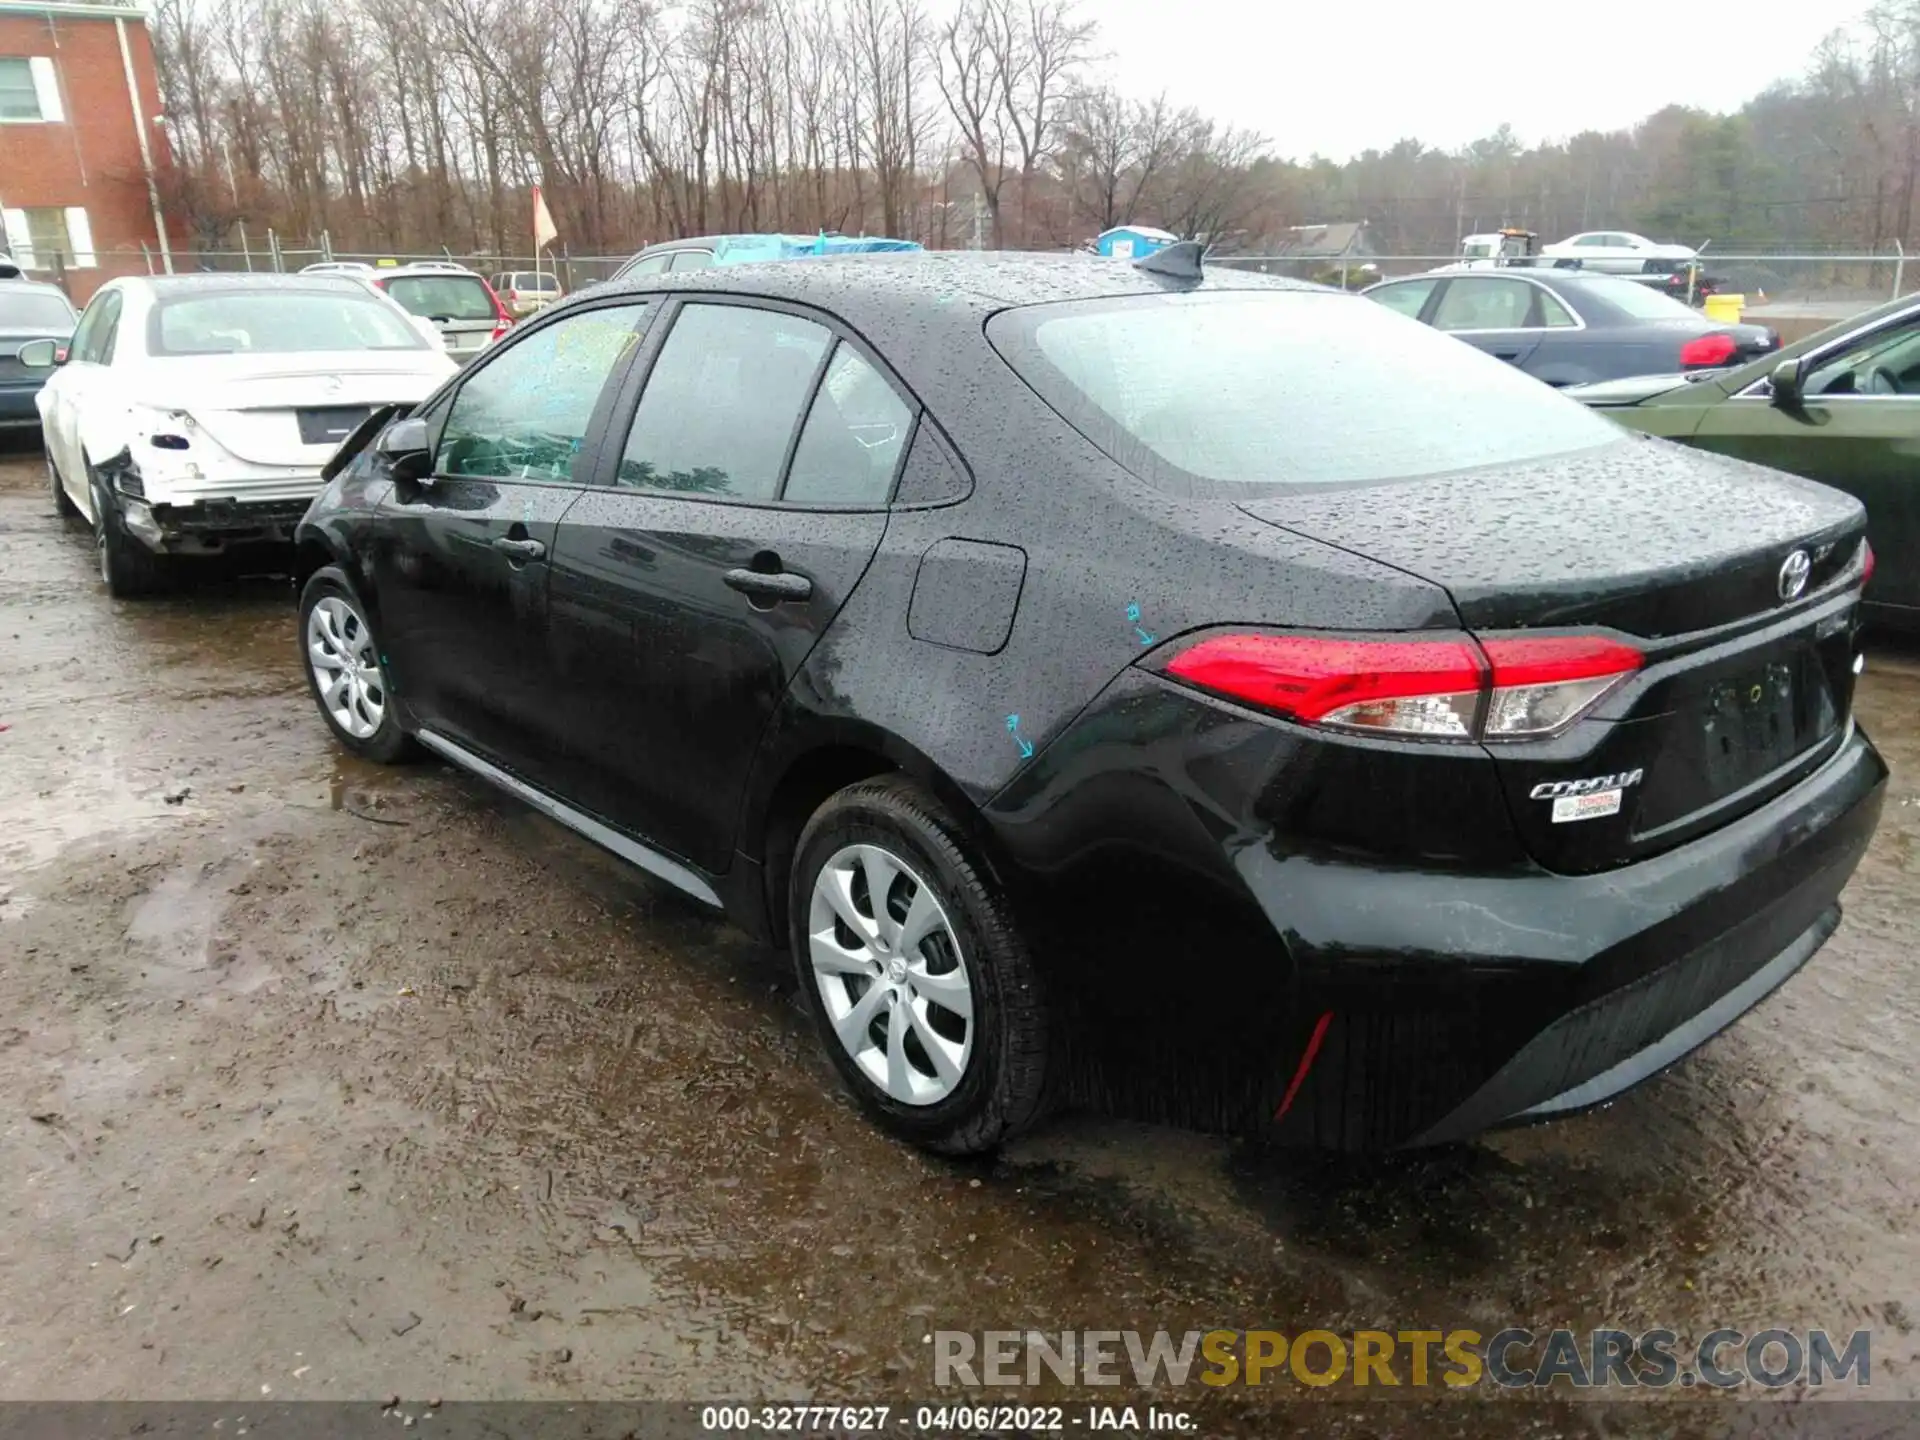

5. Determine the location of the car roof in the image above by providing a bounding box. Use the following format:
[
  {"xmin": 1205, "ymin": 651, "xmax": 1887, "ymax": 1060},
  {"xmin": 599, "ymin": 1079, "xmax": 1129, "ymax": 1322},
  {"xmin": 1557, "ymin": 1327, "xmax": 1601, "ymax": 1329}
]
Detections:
[
  {"xmin": 127, "ymin": 273, "xmax": 386, "ymax": 300},
  {"xmin": 0, "ymin": 276, "xmax": 72, "ymax": 300},
  {"xmin": 587, "ymin": 250, "xmax": 1317, "ymax": 326}
]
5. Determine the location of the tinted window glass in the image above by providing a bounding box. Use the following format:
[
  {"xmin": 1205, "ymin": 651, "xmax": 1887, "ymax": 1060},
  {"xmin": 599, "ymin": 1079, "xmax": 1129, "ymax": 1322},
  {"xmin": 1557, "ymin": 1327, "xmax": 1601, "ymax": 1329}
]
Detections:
[
  {"xmin": 0, "ymin": 289, "xmax": 75, "ymax": 330},
  {"xmin": 437, "ymin": 304, "xmax": 648, "ymax": 481},
  {"xmin": 669, "ymin": 250, "xmax": 715, "ymax": 272},
  {"xmin": 621, "ymin": 254, "xmax": 671, "ymax": 278},
  {"xmin": 1573, "ymin": 276, "xmax": 1703, "ymax": 320},
  {"xmin": 150, "ymin": 289, "xmax": 425, "ymax": 356},
  {"xmin": 784, "ymin": 345, "xmax": 912, "ymax": 504},
  {"xmin": 1432, "ymin": 278, "xmax": 1534, "ymax": 330},
  {"xmin": 383, "ymin": 275, "xmax": 496, "ymax": 321},
  {"xmin": 1366, "ymin": 279, "xmax": 1435, "ymax": 319},
  {"xmin": 989, "ymin": 290, "xmax": 1623, "ymax": 491},
  {"xmin": 71, "ymin": 290, "xmax": 118, "ymax": 363},
  {"xmin": 891, "ymin": 420, "xmax": 966, "ymax": 505},
  {"xmin": 1538, "ymin": 290, "xmax": 1579, "ymax": 328},
  {"xmin": 614, "ymin": 303, "xmax": 829, "ymax": 499},
  {"xmin": 1807, "ymin": 316, "xmax": 1920, "ymax": 396}
]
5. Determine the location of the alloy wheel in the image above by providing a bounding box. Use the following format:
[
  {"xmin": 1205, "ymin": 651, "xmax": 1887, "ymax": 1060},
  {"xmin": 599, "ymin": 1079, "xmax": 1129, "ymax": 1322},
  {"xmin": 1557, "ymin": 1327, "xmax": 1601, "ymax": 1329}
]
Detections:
[
  {"xmin": 808, "ymin": 842, "xmax": 974, "ymax": 1106},
  {"xmin": 307, "ymin": 595, "xmax": 386, "ymax": 740}
]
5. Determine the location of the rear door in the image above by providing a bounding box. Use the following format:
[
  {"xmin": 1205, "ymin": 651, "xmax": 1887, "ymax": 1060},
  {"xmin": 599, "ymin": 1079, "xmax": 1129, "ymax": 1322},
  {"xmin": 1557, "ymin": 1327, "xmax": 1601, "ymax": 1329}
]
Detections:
[
  {"xmin": 1427, "ymin": 277, "xmax": 1543, "ymax": 371},
  {"xmin": 1687, "ymin": 308, "xmax": 1920, "ymax": 616},
  {"xmin": 366, "ymin": 299, "xmax": 653, "ymax": 787},
  {"xmin": 543, "ymin": 296, "xmax": 903, "ymax": 872}
]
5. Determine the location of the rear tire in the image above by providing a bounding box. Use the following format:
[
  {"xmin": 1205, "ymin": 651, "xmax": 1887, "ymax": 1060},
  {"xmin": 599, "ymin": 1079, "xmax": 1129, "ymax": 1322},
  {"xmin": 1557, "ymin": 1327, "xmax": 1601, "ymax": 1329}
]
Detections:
[
  {"xmin": 298, "ymin": 565, "xmax": 415, "ymax": 763},
  {"xmin": 789, "ymin": 777, "xmax": 1050, "ymax": 1155},
  {"xmin": 89, "ymin": 468, "xmax": 168, "ymax": 598}
]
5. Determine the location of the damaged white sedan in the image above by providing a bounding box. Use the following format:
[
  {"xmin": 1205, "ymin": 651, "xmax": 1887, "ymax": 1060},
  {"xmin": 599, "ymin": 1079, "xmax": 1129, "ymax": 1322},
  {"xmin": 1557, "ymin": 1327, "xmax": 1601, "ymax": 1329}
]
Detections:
[{"xmin": 23, "ymin": 273, "xmax": 456, "ymax": 596}]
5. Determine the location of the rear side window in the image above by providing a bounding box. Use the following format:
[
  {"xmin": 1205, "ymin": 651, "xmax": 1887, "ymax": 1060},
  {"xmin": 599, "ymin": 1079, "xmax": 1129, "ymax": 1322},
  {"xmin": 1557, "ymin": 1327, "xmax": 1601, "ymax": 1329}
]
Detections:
[
  {"xmin": 669, "ymin": 250, "xmax": 715, "ymax": 272},
  {"xmin": 784, "ymin": 346, "xmax": 913, "ymax": 505},
  {"xmin": 384, "ymin": 275, "xmax": 496, "ymax": 321},
  {"xmin": 1431, "ymin": 278, "xmax": 1534, "ymax": 331},
  {"xmin": 615, "ymin": 303, "xmax": 829, "ymax": 500},
  {"xmin": 988, "ymin": 289, "xmax": 1624, "ymax": 492}
]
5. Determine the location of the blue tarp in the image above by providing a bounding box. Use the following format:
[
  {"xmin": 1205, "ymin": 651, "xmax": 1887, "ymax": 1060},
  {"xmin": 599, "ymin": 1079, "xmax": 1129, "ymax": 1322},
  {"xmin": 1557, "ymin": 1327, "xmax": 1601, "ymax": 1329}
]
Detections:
[{"xmin": 709, "ymin": 234, "xmax": 924, "ymax": 264}]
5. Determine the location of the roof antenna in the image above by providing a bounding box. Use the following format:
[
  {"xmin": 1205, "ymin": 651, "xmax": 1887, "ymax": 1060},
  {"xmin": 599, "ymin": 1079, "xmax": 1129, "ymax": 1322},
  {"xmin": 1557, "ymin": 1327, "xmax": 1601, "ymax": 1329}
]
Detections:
[{"xmin": 1133, "ymin": 239, "xmax": 1204, "ymax": 282}]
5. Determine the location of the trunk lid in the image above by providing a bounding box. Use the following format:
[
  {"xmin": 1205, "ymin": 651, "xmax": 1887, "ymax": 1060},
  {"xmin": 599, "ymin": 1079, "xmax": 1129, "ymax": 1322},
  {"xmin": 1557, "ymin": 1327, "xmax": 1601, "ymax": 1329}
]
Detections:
[
  {"xmin": 1240, "ymin": 438, "xmax": 1867, "ymax": 873},
  {"xmin": 144, "ymin": 355, "xmax": 447, "ymax": 467}
]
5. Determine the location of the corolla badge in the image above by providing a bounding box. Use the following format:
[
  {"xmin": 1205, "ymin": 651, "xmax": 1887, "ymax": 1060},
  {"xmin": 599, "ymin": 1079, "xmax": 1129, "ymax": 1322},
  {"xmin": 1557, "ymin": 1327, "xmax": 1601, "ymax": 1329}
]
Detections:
[{"xmin": 1778, "ymin": 549, "xmax": 1812, "ymax": 602}]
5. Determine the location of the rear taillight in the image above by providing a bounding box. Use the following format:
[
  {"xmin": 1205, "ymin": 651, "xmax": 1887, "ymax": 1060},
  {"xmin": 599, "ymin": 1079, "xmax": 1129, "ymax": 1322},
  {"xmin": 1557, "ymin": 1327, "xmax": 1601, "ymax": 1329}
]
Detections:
[
  {"xmin": 1160, "ymin": 631, "xmax": 1642, "ymax": 742},
  {"xmin": 1862, "ymin": 539, "xmax": 1876, "ymax": 586},
  {"xmin": 1680, "ymin": 333, "xmax": 1738, "ymax": 367}
]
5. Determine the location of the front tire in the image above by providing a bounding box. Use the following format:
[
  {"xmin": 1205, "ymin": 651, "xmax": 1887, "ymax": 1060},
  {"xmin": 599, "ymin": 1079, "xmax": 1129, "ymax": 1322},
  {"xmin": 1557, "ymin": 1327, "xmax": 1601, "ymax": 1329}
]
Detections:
[
  {"xmin": 299, "ymin": 565, "xmax": 414, "ymax": 763},
  {"xmin": 789, "ymin": 777, "xmax": 1050, "ymax": 1155}
]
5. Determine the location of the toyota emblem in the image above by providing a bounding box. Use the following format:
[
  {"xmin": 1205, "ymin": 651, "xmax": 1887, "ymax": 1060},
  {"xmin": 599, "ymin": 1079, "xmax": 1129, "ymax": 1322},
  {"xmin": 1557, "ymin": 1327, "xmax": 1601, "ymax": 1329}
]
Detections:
[{"xmin": 1778, "ymin": 549, "xmax": 1812, "ymax": 601}]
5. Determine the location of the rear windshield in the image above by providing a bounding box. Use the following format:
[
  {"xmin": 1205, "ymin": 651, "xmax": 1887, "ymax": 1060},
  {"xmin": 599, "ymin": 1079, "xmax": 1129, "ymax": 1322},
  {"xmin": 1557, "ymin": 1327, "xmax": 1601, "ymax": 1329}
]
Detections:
[
  {"xmin": 149, "ymin": 288, "xmax": 426, "ymax": 356},
  {"xmin": 513, "ymin": 273, "xmax": 559, "ymax": 291},
  {"xmin": 1571, "ymin": 276, "xmax": 1704, "ymax": 320},
  {"xmin": 988, "ymin": 289, "xmax": 1624, "ymax": 492},
  {"xmin": 0, "ymin": 289, "xmax": 76, "ymax": 330},
  {"xmin": 383, "ymin": 275, "xmax": 496, "ymax": 321}
]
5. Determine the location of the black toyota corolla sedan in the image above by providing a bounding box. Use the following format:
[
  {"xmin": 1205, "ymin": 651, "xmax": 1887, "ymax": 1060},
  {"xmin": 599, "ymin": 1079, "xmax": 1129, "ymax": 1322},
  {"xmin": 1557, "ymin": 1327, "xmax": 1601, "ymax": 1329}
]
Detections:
[{"xmin": 292, "ymin": 249, "xmax": 1884, "ymax": 1155}]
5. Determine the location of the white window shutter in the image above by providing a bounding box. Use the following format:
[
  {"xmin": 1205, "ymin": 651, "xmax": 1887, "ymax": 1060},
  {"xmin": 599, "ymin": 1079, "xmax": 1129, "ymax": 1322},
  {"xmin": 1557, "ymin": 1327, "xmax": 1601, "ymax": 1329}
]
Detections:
[
  {"xmin": 64, "ymin": 208, "xmax": 94, "ymax": 267},
  {"xmin": 28, "ymin": 58, "xmax": 64, "ymax": 124},
  {"xmin": 3, "ymin": 209, "xmax": 34, "ymax": 268}
]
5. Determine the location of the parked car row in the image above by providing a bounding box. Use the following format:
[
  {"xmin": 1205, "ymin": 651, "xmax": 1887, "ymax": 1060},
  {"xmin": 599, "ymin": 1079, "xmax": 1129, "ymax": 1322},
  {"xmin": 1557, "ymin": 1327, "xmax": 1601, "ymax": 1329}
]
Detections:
[{"xmin": 15, "ymin": 241, "xmax": 1893, "ymax": 1165}]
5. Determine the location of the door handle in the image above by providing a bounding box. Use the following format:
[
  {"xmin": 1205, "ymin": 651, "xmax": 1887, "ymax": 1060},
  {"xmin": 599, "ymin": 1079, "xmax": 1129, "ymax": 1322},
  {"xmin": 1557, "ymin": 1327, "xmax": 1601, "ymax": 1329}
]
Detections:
[
  {"xmin": 723, "ymin": 567, "xmax": 812, "ymax": 603},
  {"xmin": 492, "ymin": 536, "xmax": 546, "ymax": 562}
]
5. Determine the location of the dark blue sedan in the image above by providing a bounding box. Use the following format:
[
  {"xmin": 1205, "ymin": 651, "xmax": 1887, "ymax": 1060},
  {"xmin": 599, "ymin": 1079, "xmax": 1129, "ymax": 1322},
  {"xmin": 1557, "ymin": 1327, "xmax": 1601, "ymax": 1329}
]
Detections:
[
  {"xmin": 0, "ymin": 273, "xmax": 77, "ymax": 435},
  {"xmin": 1362, "ymin": 268, "xmax": 1778, "ymax": 386}
]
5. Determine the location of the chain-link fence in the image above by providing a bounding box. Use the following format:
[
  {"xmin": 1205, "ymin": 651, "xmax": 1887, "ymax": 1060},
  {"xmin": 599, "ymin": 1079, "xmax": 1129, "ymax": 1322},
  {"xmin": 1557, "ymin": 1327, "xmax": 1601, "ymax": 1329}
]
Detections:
[{"xmin": 24, "ymin": 243, "xmax": 1914, "ymax": 345}]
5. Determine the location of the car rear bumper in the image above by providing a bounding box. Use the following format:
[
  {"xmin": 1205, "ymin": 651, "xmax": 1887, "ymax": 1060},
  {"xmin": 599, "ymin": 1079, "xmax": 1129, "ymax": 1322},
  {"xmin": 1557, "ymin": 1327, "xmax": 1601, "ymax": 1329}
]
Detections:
[
  {"xmin": 109, "ymin": 480, "xmax": 317, "ymax": 554},
  {"xmin": 984, "ymin": 672, "xmax": 1886, "ymax": 1149}
]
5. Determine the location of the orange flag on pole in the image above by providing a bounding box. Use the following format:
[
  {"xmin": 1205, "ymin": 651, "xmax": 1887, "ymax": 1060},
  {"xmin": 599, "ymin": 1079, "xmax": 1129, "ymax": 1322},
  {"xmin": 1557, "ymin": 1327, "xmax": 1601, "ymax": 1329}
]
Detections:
[{"xmin": 532, "ymin": 185, "xmax": 557, "ymax": 253}]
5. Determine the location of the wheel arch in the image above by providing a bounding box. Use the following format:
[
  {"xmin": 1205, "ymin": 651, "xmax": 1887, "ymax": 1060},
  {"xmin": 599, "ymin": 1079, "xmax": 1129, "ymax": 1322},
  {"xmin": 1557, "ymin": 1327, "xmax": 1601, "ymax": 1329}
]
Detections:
[{"xmin": 743, "ymin": 717, "xmax": 1002, "ymax": 954}]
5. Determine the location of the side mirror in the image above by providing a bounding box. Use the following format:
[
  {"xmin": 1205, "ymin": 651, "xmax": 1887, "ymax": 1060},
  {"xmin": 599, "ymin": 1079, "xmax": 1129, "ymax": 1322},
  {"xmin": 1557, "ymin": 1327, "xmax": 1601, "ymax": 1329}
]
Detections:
[
  {"xmin": 377, "ymin": 415, "xmax": 433, "ymax": 481},
  {"xmin": 16, "ymin": 338, "xmax": 61, "ymax": 368},
  {"xmin": 1770, "ymin": 357, "xmax": 1807, "ymax": 411}
]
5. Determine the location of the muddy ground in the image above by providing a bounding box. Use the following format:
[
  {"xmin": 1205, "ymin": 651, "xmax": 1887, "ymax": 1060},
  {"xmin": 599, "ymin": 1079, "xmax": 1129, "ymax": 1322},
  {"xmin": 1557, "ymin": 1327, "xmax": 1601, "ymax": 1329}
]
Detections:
[{"xmin": 2, "ymin": 441, "xmax": 1917, "ymax": 1434}]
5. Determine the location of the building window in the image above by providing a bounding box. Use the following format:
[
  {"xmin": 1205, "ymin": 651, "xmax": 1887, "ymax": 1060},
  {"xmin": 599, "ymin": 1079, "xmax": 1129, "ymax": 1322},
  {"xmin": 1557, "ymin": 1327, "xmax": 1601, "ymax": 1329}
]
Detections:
[
  {"xmin": 0, "ymin": 57, "xmax": 64, "ymax": 123},
  {"xmin": 1, "ymin": 207, "xmax": 96, "ymax": 269}
]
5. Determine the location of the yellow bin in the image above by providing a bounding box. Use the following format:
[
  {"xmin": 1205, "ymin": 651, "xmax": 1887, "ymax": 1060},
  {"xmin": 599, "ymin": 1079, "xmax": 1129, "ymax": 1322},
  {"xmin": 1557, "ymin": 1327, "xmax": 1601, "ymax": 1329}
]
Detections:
[{"xmin": 1703, "ymin": 293, "xmax": 1745, "ymax": 324}]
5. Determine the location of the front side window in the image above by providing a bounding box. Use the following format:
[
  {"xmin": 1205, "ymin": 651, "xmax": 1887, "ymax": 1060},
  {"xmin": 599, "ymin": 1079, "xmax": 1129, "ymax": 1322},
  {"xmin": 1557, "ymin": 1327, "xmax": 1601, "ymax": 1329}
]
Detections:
[
  {"xmin": 149, "ymin": 288, "xmax": 426, "ymax": 356},
  {"xmin": 1432, "ymin": 278, "xmax": 1535, "ymax": 331},
  {"xmin": 70, "ymin": 289, "xmax": 119, "ymax": 364},
  {"xmin": 988, "ymin": 289, "xmax": 1624, "ymax": 492},
  {"xmin": 1366, "ymin": 279, "xmax": 1437, "ymax": 319},
  {"xmin": 615, "ymin": 303, "xmax": 829, "ymax": 500},
  {"xmin": 784, "ymin": 345, "xmax": 913, "ymax": 505},
  {"xmin": 1806, "ymin": 316, "xmax": 1920, "ymax": 397},
  {"xmin": 382, "ymin": 275, "xmax": 496, "ymax": 321},
  {"xmin": 436, "ymin": 304, "xmax": 648, "ymax": 481}
]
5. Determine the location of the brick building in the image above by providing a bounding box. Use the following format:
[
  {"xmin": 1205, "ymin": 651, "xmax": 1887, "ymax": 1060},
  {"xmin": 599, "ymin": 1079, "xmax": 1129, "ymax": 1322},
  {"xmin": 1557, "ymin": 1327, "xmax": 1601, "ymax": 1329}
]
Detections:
[{"xmin": 0, "ymin": 0, "xmax": 180, "ymax": 303}]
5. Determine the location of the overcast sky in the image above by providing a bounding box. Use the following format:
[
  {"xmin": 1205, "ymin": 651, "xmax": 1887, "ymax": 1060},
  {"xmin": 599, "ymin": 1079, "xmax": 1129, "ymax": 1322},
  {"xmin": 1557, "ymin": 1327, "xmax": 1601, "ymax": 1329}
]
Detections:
[{"xmin": 1091, "ymin": 1, "xmax": 1878, "ymax": 161}]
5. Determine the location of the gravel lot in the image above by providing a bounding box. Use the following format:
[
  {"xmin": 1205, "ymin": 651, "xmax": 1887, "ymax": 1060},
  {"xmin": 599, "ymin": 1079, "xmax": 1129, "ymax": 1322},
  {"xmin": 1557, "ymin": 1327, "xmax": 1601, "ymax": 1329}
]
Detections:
[{"xmin": 2, "ymin": 440, "xmax": 1915, "ymax": 1431}]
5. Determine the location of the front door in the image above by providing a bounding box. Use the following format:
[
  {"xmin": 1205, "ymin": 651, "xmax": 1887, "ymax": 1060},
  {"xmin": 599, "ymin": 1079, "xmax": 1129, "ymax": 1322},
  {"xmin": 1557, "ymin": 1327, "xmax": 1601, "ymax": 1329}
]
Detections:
[
  {"xmin": 1689, "ymin": 311, "xmax": 1920, "ymax": 616},
  {"xmin": 47, "ymin": 286, "xmax": 121, "ymax": 501},
  {"xmin": 365, "ymin": 300, "xmax": 653, "ymax": 785},
  {"xmin": 544, "ymin": 299, "xmax": 910, "ymax": 873}
]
